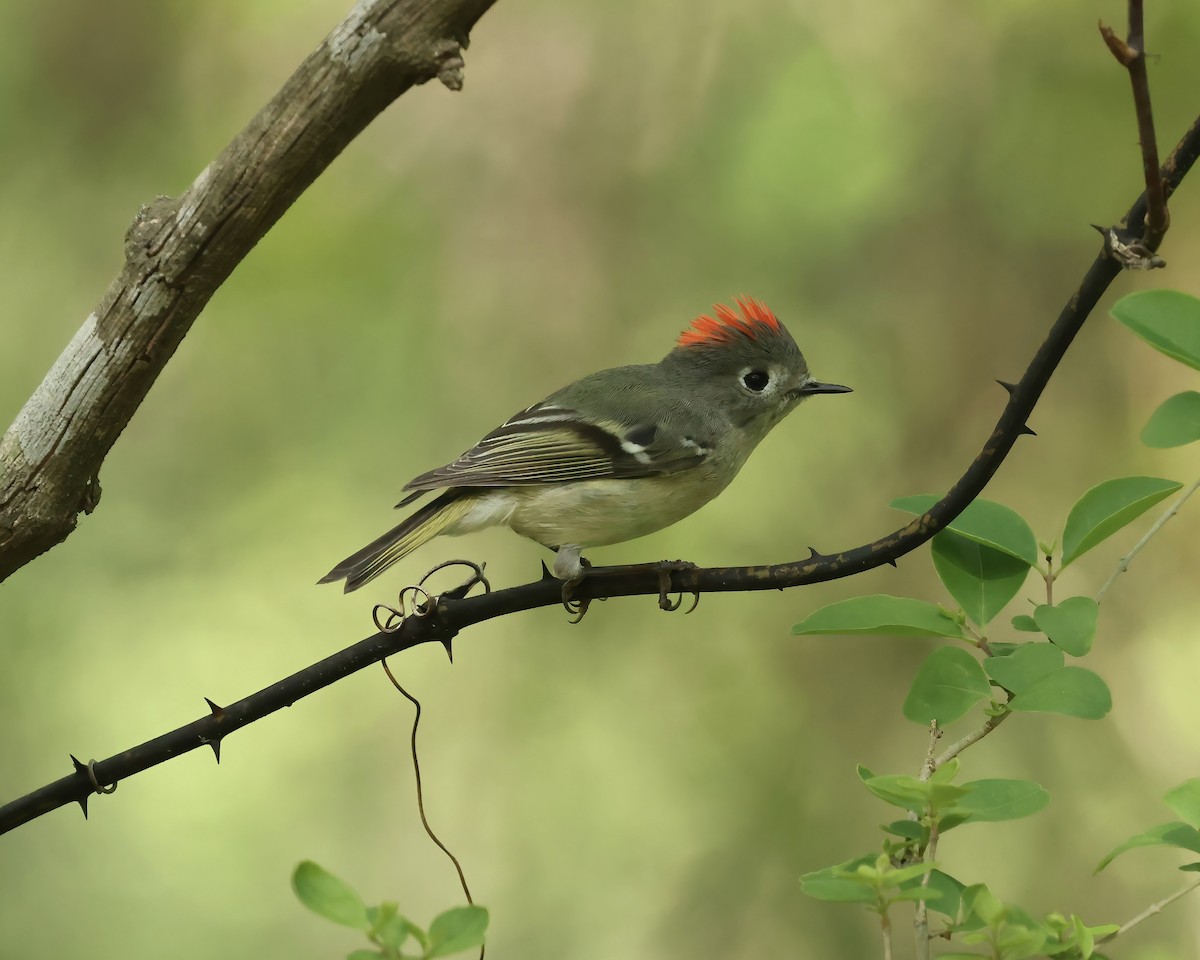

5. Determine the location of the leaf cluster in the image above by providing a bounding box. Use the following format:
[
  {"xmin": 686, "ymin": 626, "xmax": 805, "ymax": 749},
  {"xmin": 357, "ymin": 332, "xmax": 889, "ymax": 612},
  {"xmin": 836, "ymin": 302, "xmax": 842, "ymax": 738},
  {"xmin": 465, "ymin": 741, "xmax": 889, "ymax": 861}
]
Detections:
[{"xmin": 292, "ymin": 861, "xmax": 487, "ymax": 960}]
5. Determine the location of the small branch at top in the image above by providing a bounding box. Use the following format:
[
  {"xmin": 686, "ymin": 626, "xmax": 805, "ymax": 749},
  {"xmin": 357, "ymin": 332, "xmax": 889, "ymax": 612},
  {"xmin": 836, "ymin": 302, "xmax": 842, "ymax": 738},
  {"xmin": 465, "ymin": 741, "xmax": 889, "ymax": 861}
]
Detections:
[{"xmin": 1100, "ymin": 1, "xmax": 1169, "ymax": 248}]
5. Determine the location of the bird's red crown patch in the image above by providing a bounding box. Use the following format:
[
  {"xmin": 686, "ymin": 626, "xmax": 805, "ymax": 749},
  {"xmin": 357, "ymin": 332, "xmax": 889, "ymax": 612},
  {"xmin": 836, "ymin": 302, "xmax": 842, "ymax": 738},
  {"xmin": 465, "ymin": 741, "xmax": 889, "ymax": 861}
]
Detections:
[{"xmin": 677, "ymin": 296, "xmax": 782, "ymax": 348}]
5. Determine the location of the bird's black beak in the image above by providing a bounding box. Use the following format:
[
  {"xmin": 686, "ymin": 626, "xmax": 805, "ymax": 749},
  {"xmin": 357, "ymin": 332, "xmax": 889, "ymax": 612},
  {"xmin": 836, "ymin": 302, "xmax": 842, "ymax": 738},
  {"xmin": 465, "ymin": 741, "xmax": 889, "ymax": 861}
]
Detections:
[{"xmin": 795, "ymin": 380, "xmax": 852, "ymax": 397}]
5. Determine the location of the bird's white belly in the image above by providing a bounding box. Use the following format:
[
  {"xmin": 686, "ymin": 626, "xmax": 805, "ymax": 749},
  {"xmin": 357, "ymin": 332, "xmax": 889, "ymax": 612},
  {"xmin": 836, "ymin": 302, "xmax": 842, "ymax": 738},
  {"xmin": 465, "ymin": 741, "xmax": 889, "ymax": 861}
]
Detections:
[{"xmin": 449, "ymin": 471, "xmax": 733, "ymax": 550}]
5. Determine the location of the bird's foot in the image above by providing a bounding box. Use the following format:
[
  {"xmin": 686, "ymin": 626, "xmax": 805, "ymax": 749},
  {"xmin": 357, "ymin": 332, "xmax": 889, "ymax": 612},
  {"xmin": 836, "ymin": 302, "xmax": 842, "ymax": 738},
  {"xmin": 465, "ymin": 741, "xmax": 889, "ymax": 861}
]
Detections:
[
  {"xmin": 561, "ymin": 558, "xmax": 594, "ymax": 623},
  {"xmin": 654, "ymin": 559, "xmax": 700, "ymax": 613}
]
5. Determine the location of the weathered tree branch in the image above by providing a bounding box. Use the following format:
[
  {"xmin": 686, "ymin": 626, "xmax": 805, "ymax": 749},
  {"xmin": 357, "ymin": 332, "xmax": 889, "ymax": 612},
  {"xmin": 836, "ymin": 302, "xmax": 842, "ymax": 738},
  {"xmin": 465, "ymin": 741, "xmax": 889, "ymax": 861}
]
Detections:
[
  {"xmin": 3, "ymin": 107, "xmax": 1198, "ymax": 836},
  {"xmin": 0, "ymin": 0, "xmax": 496, "ymax": 582}
]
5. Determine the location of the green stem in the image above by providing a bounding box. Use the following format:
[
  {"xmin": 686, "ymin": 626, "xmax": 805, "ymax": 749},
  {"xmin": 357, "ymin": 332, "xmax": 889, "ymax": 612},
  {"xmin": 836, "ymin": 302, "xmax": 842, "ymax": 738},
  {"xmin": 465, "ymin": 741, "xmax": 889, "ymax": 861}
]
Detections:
[
  {"xmin": 913, "ymin": 818, "xmax": 940, "ymax": 960},
  {"xmin": 1096, "ymin": 475, "xmax": 1200, "ymax": 603},
  {"xmin": 1100, "ymin": 876, "xmax": 1200, "ymax": 943}
]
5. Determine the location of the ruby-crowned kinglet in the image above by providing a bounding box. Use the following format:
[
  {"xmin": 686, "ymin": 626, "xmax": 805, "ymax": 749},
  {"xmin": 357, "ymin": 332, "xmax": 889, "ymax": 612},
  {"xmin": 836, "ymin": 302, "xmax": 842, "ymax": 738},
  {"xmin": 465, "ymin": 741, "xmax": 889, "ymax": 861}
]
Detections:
[{"xmin": 321, "ymin": 296, "xmax": 850, "ymax": 593}]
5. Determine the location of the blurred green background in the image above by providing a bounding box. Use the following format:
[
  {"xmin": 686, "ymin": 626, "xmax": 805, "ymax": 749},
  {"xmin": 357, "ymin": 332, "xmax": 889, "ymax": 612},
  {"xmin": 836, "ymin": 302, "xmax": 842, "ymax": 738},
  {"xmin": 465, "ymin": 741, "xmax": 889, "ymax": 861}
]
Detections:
[{"xmin": 3, "ymin": 0, "xmax": 1200, "ymax": 957}]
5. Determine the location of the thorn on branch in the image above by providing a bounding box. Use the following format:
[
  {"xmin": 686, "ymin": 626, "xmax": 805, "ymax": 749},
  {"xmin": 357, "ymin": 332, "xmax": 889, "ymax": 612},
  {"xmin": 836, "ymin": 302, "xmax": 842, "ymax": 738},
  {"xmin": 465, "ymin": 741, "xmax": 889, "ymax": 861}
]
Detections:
[
  {"xmin": 70, "ymin": 755, "xmax": 89, "ymax": 814},
  {"xmin": 69, "ymin": 754, "xmax": 117, "ymax": 816},
  {"xmin": 205, "ymin": 739, "xmax": 223, "ymax": 764},
  {"xmin": 204, "ymin": 697, "xmax": 226, "ymax": 720},
  {"xmin": 995, "ymin": 380, "xmax": 1018, "ymax": 396},
  {"xmin": 1019, "ymin": 424, "xmax": 1037, "ymax": 437}
]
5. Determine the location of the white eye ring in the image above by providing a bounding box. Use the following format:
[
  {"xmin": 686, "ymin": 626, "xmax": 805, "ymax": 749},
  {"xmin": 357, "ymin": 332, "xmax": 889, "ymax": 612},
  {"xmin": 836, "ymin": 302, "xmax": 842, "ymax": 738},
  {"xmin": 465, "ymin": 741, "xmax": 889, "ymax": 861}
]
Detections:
[{"xmin": 741, "ymin": 369, "xmax": 770, "ymax": 392}]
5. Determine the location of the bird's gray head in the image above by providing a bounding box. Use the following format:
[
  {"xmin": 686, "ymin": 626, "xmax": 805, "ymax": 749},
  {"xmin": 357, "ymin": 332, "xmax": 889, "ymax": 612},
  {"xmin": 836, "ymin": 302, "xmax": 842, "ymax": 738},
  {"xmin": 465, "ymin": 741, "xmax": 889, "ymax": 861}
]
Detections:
[{"xmin": 661, "ymin": 297, "xmax": 851, "ymax": 429}]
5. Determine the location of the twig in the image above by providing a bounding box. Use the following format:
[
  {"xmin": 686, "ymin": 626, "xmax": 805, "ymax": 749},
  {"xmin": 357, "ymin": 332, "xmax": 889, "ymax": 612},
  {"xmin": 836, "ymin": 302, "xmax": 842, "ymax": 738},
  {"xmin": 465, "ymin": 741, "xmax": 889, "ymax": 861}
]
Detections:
[
  {"xmin": 918, "ymin": 721, "xmax": 943, "ymax": 782},
  {"xmin": 1099, "ymin": 877, "xmax": 1200, "ymax": 943},
  {"xmin": 933, "ymin": 711, "xmax": 1010, "ymax": 769},
  {"xmin": 1100, "ymin": 1, "xmax": 1169, "ymax": 245},
  {"xmin": 881, "ymin": 907, "xmax": 893, "ymax": 960},
  {"xmin": 1096, "ymin": 476, "xmax": 1200, "ymax": 603},
  {"xmin": 913, "ymin": 818, "xmax": 940, "ymax": 960}
]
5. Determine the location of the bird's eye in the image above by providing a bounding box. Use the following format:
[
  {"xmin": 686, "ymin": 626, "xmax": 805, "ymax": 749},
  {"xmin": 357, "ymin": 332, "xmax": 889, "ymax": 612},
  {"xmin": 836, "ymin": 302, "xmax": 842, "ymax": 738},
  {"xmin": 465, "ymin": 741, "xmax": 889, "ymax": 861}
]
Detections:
[{"xmin": 742, "ymin": 370, "xmax": 770, "ymax": 392}]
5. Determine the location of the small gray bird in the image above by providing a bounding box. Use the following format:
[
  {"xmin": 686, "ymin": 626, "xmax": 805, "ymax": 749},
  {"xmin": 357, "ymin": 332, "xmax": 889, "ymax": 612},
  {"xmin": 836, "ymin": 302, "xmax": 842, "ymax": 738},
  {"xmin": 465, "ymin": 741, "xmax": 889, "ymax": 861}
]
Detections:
[{"xmin": 321, "ymin": 297, "xmax": 849, "ymax": 594}]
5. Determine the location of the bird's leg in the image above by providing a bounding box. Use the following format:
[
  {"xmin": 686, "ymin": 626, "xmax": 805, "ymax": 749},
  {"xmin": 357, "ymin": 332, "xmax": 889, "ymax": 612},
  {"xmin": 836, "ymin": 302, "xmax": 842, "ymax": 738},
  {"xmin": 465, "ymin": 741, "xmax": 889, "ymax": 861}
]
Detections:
[{"xmin": 553, "ymin": 545, "xmax": 593, "ymax": 622}]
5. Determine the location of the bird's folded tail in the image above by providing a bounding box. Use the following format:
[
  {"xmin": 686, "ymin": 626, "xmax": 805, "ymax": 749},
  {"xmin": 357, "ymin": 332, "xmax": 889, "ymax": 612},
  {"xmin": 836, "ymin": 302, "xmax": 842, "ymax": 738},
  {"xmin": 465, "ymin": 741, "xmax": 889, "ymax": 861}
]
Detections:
[{"xmin": 319, "ymin": 490, "xmax": 472, "ymax": 593}]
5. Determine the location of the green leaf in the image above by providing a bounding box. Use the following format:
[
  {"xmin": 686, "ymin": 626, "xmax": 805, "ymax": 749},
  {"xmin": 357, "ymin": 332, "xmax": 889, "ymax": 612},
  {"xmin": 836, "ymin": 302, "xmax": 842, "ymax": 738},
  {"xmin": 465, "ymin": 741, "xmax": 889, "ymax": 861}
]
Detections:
[
  {"xmin": 800, "ymin": 856, "xmax": 877, "ymax": 902},
  {"xmin": 1061, "ymin": 477, "xmax": 1182, "ymax": 566},
  {"xmin": 882, "ymin": 861, "xmax": 939, "ymax": 886},
  {"xmin": 367, "ymin": 904, "xmax": 410, "ymax": 950},
  {"xmin": 882, "ymin": 819, "xmax": 925, "ymax": 840},
  {"xmin": 426, "ymin": 906, "xmax": 488, "ymax": 958},
  {"xmin": 291, "ymin": 861, "xmax": 371, "ymax": 931},
  {"xmin": 792, "ymin": 595, "xmax": 965, "ymax": 638},
  {"xmin": 888, "ymin": 886, "xmax": 943, "ymax": 903},
  {"xmin": 946, "ymin": 779, "xmax": 1050, "ymax": 827},
  {"xmin": 931, "ymin": 531, "xmax": 1031, "ymax": 627},
  {"xmin": 1072, "ymin": 915, "xmax": 1095, "ymax": 959},
  {"xmin": 995, "ymin": 923, "xmax": 1048, "ymax": 959},
  {"xmin": 903, "ymin": 646, "xmax": 992, "ymax": 725},
  {"xmin": 890, "ymin": 496, "xmax": 1039, "ymax": 565},
  {"xmin": 862, "ymin": 773, "xmax": 968, "ymax": 814},
  {"xmin": 1011, "ymin": 615, "xmax": 1040, "ymax": 633},
  {"xmin": 1008, "ymin": 667, "xmax": 1112, "ymax": 719},
  {"xmin": 1142, "ymin": 391, "xmax": 1200, "ymax": 448},
  {"xmin": 963, "ymin": 884, "xmax": 1007, "ymax": 926},
  {"xmin": 1164, "ymin": 778, "xmax": 1200, "ymax": 829},
  {"xmin": 1096, "ymin": 821, "xmax": 1200, "ymax": 872},
  {"xmin": 929, "ymin": 757, "xmax": 960, "ymax": 784},
  {"xmin": 985, "ymin": 643, "xmax": 1064, "ymax": 694},
  {"xmin": 919, "ymin": 870, "xmax": 966, "ymax": 919},
  {"xmin": 1034, "ymin": 597, "xmax": 1099, "ymax": 657},
  {"xmin": 1111, "ymin": 289, "xmax": 1200, "ymax": 370},
  {"xmin": 1179, "ymin": 862, "xmax": 1200, "ymax": 872}
]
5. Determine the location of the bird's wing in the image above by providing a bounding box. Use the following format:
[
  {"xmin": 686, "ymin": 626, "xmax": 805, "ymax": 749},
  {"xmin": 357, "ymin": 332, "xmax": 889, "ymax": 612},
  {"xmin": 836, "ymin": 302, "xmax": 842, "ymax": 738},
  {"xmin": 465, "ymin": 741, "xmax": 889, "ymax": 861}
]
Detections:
[{"xmin": 398, "ymin": 402, "xmax": 710, "ymax": 500}]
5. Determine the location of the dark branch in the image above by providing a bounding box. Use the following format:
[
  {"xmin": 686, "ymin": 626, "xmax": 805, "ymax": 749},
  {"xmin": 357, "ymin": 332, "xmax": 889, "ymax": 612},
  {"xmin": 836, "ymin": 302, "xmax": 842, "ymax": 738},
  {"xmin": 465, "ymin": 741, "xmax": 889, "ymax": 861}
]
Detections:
[
  {"xmin": 0, "ymin": 0, "xmax": 497, "ymax": 582},
  {"xmin": 4, "ymin": 111, "xmax": 1199, "ymax": 837}
]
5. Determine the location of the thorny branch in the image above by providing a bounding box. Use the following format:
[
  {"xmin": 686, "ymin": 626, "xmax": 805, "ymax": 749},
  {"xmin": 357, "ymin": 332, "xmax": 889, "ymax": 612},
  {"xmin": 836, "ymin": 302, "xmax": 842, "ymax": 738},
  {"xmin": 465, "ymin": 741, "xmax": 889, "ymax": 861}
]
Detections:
[{"xmin": 3, "ymin": 13, "xmax": 1200, "ymax": 836}]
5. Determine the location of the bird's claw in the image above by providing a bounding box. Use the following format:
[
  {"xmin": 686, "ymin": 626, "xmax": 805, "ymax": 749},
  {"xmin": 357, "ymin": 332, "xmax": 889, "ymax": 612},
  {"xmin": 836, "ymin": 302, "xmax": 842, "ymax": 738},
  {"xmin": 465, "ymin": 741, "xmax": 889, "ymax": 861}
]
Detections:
[
  {"xmin": 561, "ymin": 557, "xmax": 595, "ymax": 623},
  {"xmin": 656, "ymin": 560, "xmax": 700, "ymax": 614},
  {"xmin": 562, "ymin": 580, "xmax": 591, "ymax": 624}
]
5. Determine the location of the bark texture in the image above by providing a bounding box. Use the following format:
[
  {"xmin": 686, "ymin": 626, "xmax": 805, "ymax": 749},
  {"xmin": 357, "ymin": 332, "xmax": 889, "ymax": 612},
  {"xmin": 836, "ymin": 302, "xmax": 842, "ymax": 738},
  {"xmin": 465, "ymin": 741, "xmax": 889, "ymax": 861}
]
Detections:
[{"xmin": 0, "ymin": 0, "xmax": 496, "ymax": 582}]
